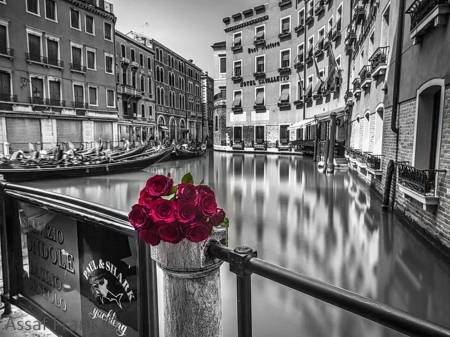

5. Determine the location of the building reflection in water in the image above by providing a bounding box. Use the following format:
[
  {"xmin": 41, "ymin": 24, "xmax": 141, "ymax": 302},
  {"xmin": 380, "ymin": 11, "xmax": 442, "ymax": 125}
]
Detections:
[{"xmin": 25, "ymin": 150, "xmax": 450, "ymax": 337}]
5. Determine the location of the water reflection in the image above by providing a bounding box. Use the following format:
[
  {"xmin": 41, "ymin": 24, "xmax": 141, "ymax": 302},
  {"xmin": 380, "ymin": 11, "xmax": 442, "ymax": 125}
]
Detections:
[{"xmin": 24, "ymin": 150, "xmax": 450, "ymax": 337}]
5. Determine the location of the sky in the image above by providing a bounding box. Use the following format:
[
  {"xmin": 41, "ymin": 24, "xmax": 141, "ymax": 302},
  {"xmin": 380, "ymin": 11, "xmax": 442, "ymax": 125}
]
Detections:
[{"xmin": 108, "ymin": 0, "xmax": 265, "ymax": 75}]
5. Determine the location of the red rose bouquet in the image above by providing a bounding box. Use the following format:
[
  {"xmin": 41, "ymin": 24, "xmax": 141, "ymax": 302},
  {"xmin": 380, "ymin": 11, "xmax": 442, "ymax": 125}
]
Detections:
[{"xmin": 128, "ymin": 173, "xmax": 229, "ymax": 246}]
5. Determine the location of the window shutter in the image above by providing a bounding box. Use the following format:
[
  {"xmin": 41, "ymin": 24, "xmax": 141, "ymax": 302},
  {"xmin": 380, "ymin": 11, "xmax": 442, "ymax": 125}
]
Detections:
[
  {"xmin": 255, "ymin": 90, "xmax": 264, "ymax": 105},
  {"xmin": 232, "ymin": 92, "xmax": 241, "ymax": 107},
  {"xmin": 279, "ymin": 87, "xmax": 289, "ymax": 102}
]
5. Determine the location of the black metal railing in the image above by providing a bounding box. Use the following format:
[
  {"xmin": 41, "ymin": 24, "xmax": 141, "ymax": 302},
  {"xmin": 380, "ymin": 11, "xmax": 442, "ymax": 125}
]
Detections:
[
  {"xmin": 26, "ymin": 53, "xmax": 47, "ymax": 64},
  {"xmin": 305, "ymin": 9, "xmax": 314, "ymax": 24},
  {"xmin": 72, "ymin": 101, "xmax": 88, "ymax": 109},
  {"xmin": 398, "ymin": 163, "xmax": 446, "ymax": 195},
  {"xmin": 406, "ymin": 0, "xmax": 449, "ymax": 30},
  {"xmin": 352, "ymin": 78, "xmax": 361, "ymax": 92},
  {"xmin": 47, "ymin": 58, "xmax": 64, "ymax": 68},
  {"xmin": 365, "ymin": 153, "xmax": 382, "ymax": 170},
  {"xmin": 294, "ymin": 19, "xmax": 305, "ymax": 33},
  {"xmin": 369, "ymin": 46, "xmax": 389, "ymax": 71},
  {"xmin": 314, "ymin": 0, "xmax": 324, "ymax": 15},
  {"xmin": 0, "ymin": 48, "xmax": 14, "ymax": 57},
  {"xmin": 70, "ymin": 63, "xmax": 87, "ymax": 73},
  {"xmin": 46, "ymin": 99, "xmax": 65, "ymax": 107},
  {"xmin": 29, "ymin": 96, "xmax": 45, "ymax": 105},
  {"xmin": 314, "ymin": 40, "xmax": 324, "ymax": 55},
  {"xmin": 209, "ymin": 242, "xmax": 450, "ymax": 337},
  {"xmin": 359, "ymin": 65, "xmax": 372, "ymax": 82},
  {"xmin": 0, "ymin": 94, "xmax": 17, "ymax": 102}
]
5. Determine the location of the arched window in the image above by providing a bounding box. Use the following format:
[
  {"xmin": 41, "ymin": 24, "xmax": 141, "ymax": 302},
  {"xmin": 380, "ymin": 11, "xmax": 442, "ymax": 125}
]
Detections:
[
  {"xmin": 362, "ymin": 110, "xmax": 370, "ymax": 152},
  {"xmin": 374, "ymin": 104, "xmax": 384, "ymax": 155},
  {"xmin": 140, "ymin": 76, "xmax": 145, "ymax": 92},
  {"xmin": 156, "ymin": 87, "xmax": 160, "ymax": 104}
]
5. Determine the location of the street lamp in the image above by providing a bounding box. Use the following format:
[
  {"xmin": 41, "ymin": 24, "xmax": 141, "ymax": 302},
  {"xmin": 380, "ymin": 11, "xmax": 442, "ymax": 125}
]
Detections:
[{"xmin": 21, "ymin": 77, "xmax": 41, "ymax": 102}]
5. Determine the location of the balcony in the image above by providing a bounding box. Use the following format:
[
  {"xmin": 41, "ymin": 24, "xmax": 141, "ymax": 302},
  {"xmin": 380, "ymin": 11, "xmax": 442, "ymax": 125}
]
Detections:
[
  {"xmin": 359, "ymin": 65, "xmax": 372, "ymax": 89},
  {"xmin": 0, "ymin": 47, "xmax": 14, "ymax": 60},
  {"xmin": 398, "ymin": 163, "xmax": 446, "ymax": 210},
  {"xmin": 369, "ymin": 46, "xmax": 389, "ymax": 78},
  {"xmin": 323, "ymin": 36, "xmax": 330, "ymax": 50},
  {"xmin": 120, "ymin": 57, "xmax": 130, "ymax": 65},
  {"xmin": 73, "ymin": 101, "xmax": 88, "ymax": 109},
  {"xmin": 352, "ymin": 78, "xmax": 361, "ymax": 97},
  {"xmin": 29, "ymin": 96, "xmax": 45, "ymax": 105},
  {"xmin": 365, "ymin": 153, "xmax": 382, "ymax": 171},
  {"xmin": 70, "ymin": 63, "xmax": 87, "ymax": 74},
  {"xmin": 254, "ymin": 35, "xmax": 266, "ymax": 46},
  {"xmin": 47, "ymin": 99, "xmax": 65, "ymax": 107},
  {"xmin": 231, "ymin": 41, "xmax": 243, "ymax": 52},
  {"xmin": 315, "ymin": 0, "xmax": 325, "ymax": 15},
  {"xmin": 406, "ymin": 0, "xmax": 450, "ymax": 44},
  {"xmin": 253, "ymin": 69, "xmax": 266, "ymax": 78},
  {"xmin": 344, "ymin": 90, "xmax": 354, "ymax": 106},
  {"xmin": 0, "ymin": 94, "xmax": 17, "ymax": 102},
  {"xmin": 345, "ymin": 26, "xmax": 356, "ymax": 42},
  {"xmin": 47, "ymin": 58, "xmax": 64, "ymax": 69},
  {"xmin": 130, "ymin": 61, "xmax": 140, "ymax": 68},
  {"xmin": 278, "ymin": 0, "xmax": 291, "ymax": 8},
  {"xmin": 354, "ymin": 4, "xmax": 366, "ymax": 24},
  {"xmin": 294, "ymin": 54, "xmax": 304, "ymax": 69},
  {"xmin": 305, "ymin": 48, "xmax": 314, "ymax": 63},
  {"xmin": 253, "ymin": 103, "xmax": 266, "ymax": 111},
  {"xmin": 294, "ymin": 20, "xmax": 305, "ymax": 33},
  {"xmin": 278, "ymin": 30, "xmax": 292, "ymax": 40},
  {"xmin": 278, "ymin": 62, "xmax": 291, "ymax": 73},
  {"xmin": 231, "ymin": 71, "xmax": 242, "ymax": 82},
  {"xmin": 26, "ymin": 53, "xmax": 47, "ymax": 66},
  {"xmin": 305, "ymin": 10, "xmax": 314, "ymax": 25},
  {"xmin": 118, "ymin": 84, "xmax": 143, "ymax": 98}
]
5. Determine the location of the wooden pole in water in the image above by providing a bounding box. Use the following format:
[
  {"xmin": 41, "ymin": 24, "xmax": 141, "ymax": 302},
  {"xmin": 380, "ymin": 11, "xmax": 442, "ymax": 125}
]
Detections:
[
  {"xmin": 327, "ymin": 112, "xmax": 337, "ymax": 173},
  {"xmin": 151, "ymin": 228, "xmax": 227, "ymax": 337}
]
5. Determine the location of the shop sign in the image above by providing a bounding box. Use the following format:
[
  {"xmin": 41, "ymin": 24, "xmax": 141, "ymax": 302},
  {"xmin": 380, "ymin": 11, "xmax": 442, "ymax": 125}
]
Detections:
[{"xmin": 240, "ymin": 75, "xmax": 290, "ymax": 88}]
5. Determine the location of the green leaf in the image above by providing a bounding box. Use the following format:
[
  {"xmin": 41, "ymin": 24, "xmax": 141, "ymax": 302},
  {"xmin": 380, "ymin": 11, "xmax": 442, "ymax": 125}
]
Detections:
[
  {"xmin": 220, "ymin": 217, "xmax": 229, "ymax": 228},
  {"xmin": 170, "ymin": 185, "xmax": 178, "ymax": 195},
  {"xmin": 161, "ymin": 193, "xmax": 175, "ymax": 200},
  {"xmin": 181, "ymin": 172, "xmax": 194, "ymax": 184},
  {"xmin": 199, "ymin": 178, "xmax": 204, "ymax": 185}
]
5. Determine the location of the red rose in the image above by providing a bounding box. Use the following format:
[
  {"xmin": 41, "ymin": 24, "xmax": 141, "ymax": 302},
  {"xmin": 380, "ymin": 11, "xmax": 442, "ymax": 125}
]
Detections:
[
  {"xmin": 150, "ymin": 198, "xmax": 177, "ymax": 223},
  {"xmin": 138, "ymin": 188, "xmax": 154, "ymax": 206},
  {"xmin": 210, "ymin": 208, "xmax": 226, "ymax": 227},
  {"xmin": 186, "ymin": 221, "xmax": 211, "ymax": 243},
  {"xmin": 176, "ymin": 200, "xmax": 197, "ymax": 223},
  {"xmin": 197, "ymin": 185, "xmax": 215, "ymax": 197},
  {"xmin": 176, "ymin": 183, "xmax": 198, "ymax": 202},
  {"xmin": 128, "ymin": 204, "xmax": 150, "ymax": 230},
  {"xmin": 139, "ymin": 227, "xmax": 161, "ymax": 246},
  {"xmin": 158, "ymin": 223, "xmax": 185, "ymax": 244},
  {"xmin": 197, "ymin": 193, "xmax": 217, "ymax": 217},
  {"xmin": 146, "ymin": 175, "xmax": 173, "ymax": 197}
]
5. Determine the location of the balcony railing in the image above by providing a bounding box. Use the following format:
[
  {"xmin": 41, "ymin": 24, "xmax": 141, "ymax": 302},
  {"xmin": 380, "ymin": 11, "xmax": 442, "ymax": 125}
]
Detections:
[
  {"xmin": 359, "ymin": 65, "xmax": 372, "ymax": 87},
  {"xmin": 70, "ymin": 63, "xmax": 87, "ymax": 73},
  {"xmin": 231, "ymin": 42, "xmax": 243, "ymax": 52},
  {"xmin": 254, "ymin": 36, "xmax": 265, "ymax": 45},
  {"xmin": 352, "ymin": 78, "xmax": 361, "ymax": 95},
  {"xmin": 47, "ymin": 99, "xmax": 65, "ymax": 107},
  {"xmin": 0, "ymin": 48, "xmax": 14, "ymax": 59},
  {"xmin": 305, "ymin": 9, "xmax": 314, "ymax": 24},
  {"xmin": 47, "ymin": 58, "xmax": 64, "ymax": 68},
  {"xmin": 278, "ymin": 30, "xmax": 291, "ymax": 39},
  {"xmin": 294, "ymin": 54, "xmax": 304, "ymax": 69},
  {"xmin": 0, "ymin": 94, "xmax": 17, "ymax": 102},
  {"xmin": 345, "ymin": 26, "xmax": 356, "ymax": 42},
  {"xmin": 294, "ymin": 20, "xmax": 305, "ymax": 33},
  {"xmin": 406, "ymin": 0, "xmax": 449, "ymax": 30},
  {"xmin": 354, "ymin": 4, "xmax": 366, "ymax": 24},
  {"xmin": 253, "ymin": 103, "xmax": 266, "ymax": 111},
  {"xmin": 365, "ymin": 153, "xmax": 382, "ymax": 170},
  {"xmin": 278, "ymin": 0, "xmax": 291, "ymax": 7},
  {"xmin": 369, "ymin": 46, "xmax": 389, "ymax": 76},
  {"xmin": 315, "ymin": 0, "xmax": 325, "ymax": 15},
  {"xmin": 314, "ymin": 40, "xmax": 324, "ymax": 56},
  {"xmin": 73, "ymin": 101, "xmax": 88, "ymax": 109},
  {"xmin": 26, "ymin": 53, "xmax": 47, "ymax": 64},
  {"xmin": 398, "ymin": 163, "xmax": 446, "ymax": 195},
  {"xmin": 231, "ymin": 71, "xmax": 242, "ymax": 81}
]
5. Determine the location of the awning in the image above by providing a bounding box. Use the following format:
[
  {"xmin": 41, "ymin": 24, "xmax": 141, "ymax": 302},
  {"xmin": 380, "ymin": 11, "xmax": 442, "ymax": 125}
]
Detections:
[
  {"xmin": 279, "ymin": 88, "xmax": 289, "ymax": 102},
  {"xmin": 255, "ymin": 31, "xmax": 264, "ymax": 39},
  {"xmin": 159, "ymin": 125, "xmax": 169, "ymax": 130},
  {"xmin": 232, "ymin": 93, "xmax": 241, "ymax": 107},
  {"xmin": 233, "ymin": 37, "xmax": 241, "ymax": 45},
  {"xmin": 255, "ymin": 90, "xmax": 264, "ymax": 105},
  {"xmin": 305, "ymin": 83, "xmax": 312, "ymax": 97},
  {"xmin": 312, "ymin": 81, "xmax": 323, "ymax": 95},
  {"xmin": 287, "ymin": 118, "xmax": 315, "ymax": 130},
  {"xmin": 314, "ymin": 106, "xmax": 346, "ymax": 122}
]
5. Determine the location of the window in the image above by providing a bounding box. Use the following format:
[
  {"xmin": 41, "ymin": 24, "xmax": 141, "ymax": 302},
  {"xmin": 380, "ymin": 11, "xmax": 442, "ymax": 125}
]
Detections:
[
  {"xmin": 336, "ymin": 3, "xmax": 343, "ymax": 31},
  {"xmin": 328, "ymin": 17, "xmax": 333, "ymax": 32},
  {"xmin": 307, "ymin": 36, "xmax": 314, "ymax": 58},
  {"xmin": 48, "ymin": 79, "xmax": 60, "ymax": 105},
  {"xmin": 147, "ymin": 57, "xmax": 152, "ymax": 70},
  {"xmin": 131, "ymin": 49, "xmax": 135, "ymax": 62},
  {"xmin": 233, "ymin": 60, "xmax": 242, "ymax": 77},
  {"xmin": 105, "ymin": 53, "xmax": 113, "ymax": 74},
  {"xmin": 280, "ymin": 125, "xmax": 289, "ymax": 140},
  {"xmin": 85, "ymin": 15, "xmax": 94, "ymax": 35},
  {"xmin": 148, "ymin": 77, "xmax": 152, "ymax": 94},
  {"xmin": 140, "ymin": 53, "xmax": 144, "ymax": 67},
  {"xmin": 140, "ymin": 75, "xmax": 145, "ymax": 92},
  {"xmin": 45, "ymin": 0, "xmax": 57, "ymax": 21},
  {"xmin": 280, "ymin": 16, "xmax": 291, "ymax": 33},
  {"xmin": 0, "ymin": 21, "xmax": 8, "ymax": 55},
  {"xmin": 71, "ymin": 44, "xmax": 83, "ymax": 71},
  {"xmin": 106, "ymin": 89, "xmax": 115, "ymax": 107},
  {"xmin": 215, "ymin": 115, "xmax": 219, "ymax": 132},
  {"xmin": 31, "ymin": 77, "xmax": 44, "ymax": 104},
  {"xmin": 70, "ymin": 9, "xmax": 80, "ymax": 30},
  {"xmin": 297, "ymin": 79, "xmax": 304, "ymax": 100},
  {"xmin": 219, "ymin": 55, "xmax": 226, "ymax": 73},
  {"xmin": 232, "ymin": 32, "xmax": 242, "ymax": 48},
  {"xmin": 279, "ymin": 83, "xmax": 290, "ymax": 103},
  {"xmin": 89, "ymin": 86, "xmax": 98, "ymax": 105},
  {"xmin": 381, "ymin": 4, "xmax": 390, "ymax": 46},
  {"xmin": 255, "ymin": 25, "xmax": 265, "ymax": 42},
  {"xmin": 141, "ymin": 104, "xmax": 145, "ymax": 117},
  {"xmin": 298, "ymin": 9, "xmax": 304, "ymax": 26},
  {"xmin": 149, "ymin": 105, "xmax": 153, "ymax": 116},
  {"xmin": 46, "ymin": 37, "xmax": 59, "ymax": 66},
  {"xmin": 232, "ymin": 90, "xmax": 242, "ymax": 108},
  {"xmin": 104, "ymin": 22, "xmax": 112, "ymax": 41},
  {"xmin": 318, "ymin": 28, "xmax": 325, "ymax": 48},
  {"xmin": 121, "ymin": 44, "xmax": 126, "ymax": 58},
  {"xmin": 86, "ymin": 48, "xmax": 96, "ymax": 70},
  {"xmin": 255, "ymin": 55, "xmax": 265, "ymax": 73},
  {"xmin": 73, "ymin": 84, "xmax": 84, "ymax": 107},
  {"xmin": 280, "ymin": 49, "xmax": 290, "ymax": 68},
  {"xmin": 255, "ymin": 87, "xmax": 265, "ymax": 106},
  {"xmin": 28, "ymin": 32, "xmax": 41, "ymax": 62},
  {"xmin": 27, "ymin": 0, "xmax": 40, "ymax": 15},
  {"xmin": 0, "ymin": 71, "xmax": 11, "ymax": 100}
]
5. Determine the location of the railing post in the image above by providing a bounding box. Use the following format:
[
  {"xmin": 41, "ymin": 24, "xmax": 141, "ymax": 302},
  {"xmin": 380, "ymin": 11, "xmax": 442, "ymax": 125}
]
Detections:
[
  {"xmin": 151, "ymin": 228, "xmax": 227, "ymax": 337},
  {"xmin": 327, "ymin": 112, "xmax": 337, "ymax": 173}
]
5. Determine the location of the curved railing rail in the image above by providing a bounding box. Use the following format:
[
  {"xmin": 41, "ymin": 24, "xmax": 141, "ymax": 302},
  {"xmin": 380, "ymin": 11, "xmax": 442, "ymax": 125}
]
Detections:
[{"xmin": 208, "ymin": 242, "xmax": 450, "ymax": 337}]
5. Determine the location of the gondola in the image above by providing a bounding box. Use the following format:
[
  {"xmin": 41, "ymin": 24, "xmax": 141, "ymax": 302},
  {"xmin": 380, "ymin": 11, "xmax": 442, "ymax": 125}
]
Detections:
[
  {"xmin": 0, "ymin": 145, "xmax": 174, "ymax": 182},
  {"xmin": 174, "ymin": 144, "xmax": 207, "ymax": 159}
]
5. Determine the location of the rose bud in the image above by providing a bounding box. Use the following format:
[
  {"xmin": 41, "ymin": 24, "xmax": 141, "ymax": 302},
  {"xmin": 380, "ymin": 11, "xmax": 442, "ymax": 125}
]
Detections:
[
  {"xmin": 176, "ymin": 200, "xmax": 197, "ymax": 224},
  {"xmin": 186, "ymin": 221, "xmax": 211, "ymax": 243},
  {"xmin": 139, "ymin": 227, "xmax": 161, "ymax": 246},
  {"xmin": 176, "ymin": 183, "xmax": 198, "ymax": 202},
  {"xmin": 210, "ymin": 208, "xmax": 226, "ymax": 226},
  {"xmin": 128, "ymin": 204, "xmax": 150, "ymax": 230},
  {"xmin": 158, "ymin": 223, "xmax": 185, "ymax": 244},
  {"xmin": 146, "ymin": 175, "xmax": 173, "ymax": 197},
  {"xmin": 197, "ymin": 193, "xmax": 218, "ymax": 218},
  {"xmin": 150, "ymin": 198, "xmax": 177, "ymax": 223}
]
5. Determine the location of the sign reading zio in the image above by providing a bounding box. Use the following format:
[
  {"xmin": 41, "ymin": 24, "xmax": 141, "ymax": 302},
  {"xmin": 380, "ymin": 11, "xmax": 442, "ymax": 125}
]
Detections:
[{"xmin": 18, "ymin": 201, "xmax": 139, "ymax": 337}]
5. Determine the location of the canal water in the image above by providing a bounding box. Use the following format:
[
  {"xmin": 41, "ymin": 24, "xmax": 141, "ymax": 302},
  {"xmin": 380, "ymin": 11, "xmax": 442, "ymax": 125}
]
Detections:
[{"xmin": 24, "ymin": 150, "xmax": 450, "ymax": 337}]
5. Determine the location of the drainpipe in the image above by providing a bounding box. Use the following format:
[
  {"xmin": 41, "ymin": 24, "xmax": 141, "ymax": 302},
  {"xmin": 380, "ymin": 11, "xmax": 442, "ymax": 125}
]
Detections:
[
  {"xmin": 302, "ymin": 3, "xmax": 307, "ymax": 121},
  {"xmin": 345, "ymin": 0, "xmax": 354, "ymax": 149},
  {"xmin": 382, "ymin": 0, "xmax": 405, "ymax": 210}
]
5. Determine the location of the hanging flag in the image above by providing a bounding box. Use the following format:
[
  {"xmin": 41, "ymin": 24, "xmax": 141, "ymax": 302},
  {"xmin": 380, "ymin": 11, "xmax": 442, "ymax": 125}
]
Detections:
[
  {"xmin": 314, "ymin": 56, "xmax": 324, "ymax": 84},
  {"xmin": 326, "ymin": 48, "xmax": 340, "ymax": 90}
]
